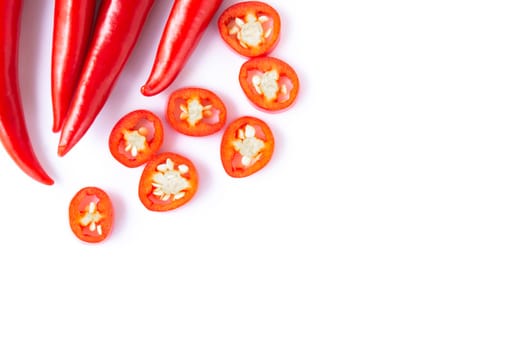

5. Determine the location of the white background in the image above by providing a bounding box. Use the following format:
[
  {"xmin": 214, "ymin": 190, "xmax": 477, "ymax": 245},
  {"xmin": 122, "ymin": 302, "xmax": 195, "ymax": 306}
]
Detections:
[{"xmin": 1, "ymin": 0, "xmax": 524, "ymax": 348}]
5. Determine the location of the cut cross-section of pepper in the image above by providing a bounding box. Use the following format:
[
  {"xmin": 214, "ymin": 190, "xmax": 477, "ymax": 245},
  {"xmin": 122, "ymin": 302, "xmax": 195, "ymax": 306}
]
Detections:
[
  {"xmin": 108, "ymin": 109, "xmax": 164, "ymax": 167},
  {"xmin": 139, "ymin": 152, "xmax": 199, "ymax": 211},
  {"xmin": 166, "ymin": 87, "xmax": 227, "ymax": 136},
  {"xmin": 218, "ymin": 1, "xmax": 281, "ymax": 57},
  {"xmin": 239, "ymin": 56, "xmax": 299, "ymax": 112},
  {"xmin": 69, "ymin": 186, "xmax": 114, "ymax": 243},
  {"xmin": 220, "ymin": 116, "xmax": 274, "ymax": 177}
]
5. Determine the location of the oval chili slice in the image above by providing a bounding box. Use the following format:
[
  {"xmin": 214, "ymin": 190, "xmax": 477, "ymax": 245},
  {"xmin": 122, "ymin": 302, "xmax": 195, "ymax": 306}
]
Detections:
[
  {"xmin": 220, "ymin": 116, "xmax": 274, "ymax": 177},
  {"xmin": 239, "ymin": 56, "xmax": 299, "ymax": 111},
  {"xmin": 108, "ymin": 109, "xmax": 164, "ymax": 167},
  {"xmin": 138, "ymin": 152, "xmax": 199, "ymax": 211},
  {"xmin": 166, "ymin": 87, "xmax": 227, "ymax": 136},
  {"xmin": 218, "ymin": 1, "xmax": 281, "ymax": 57},
  {"xmin": 69, "ymin": 186, "xmax": 114, "ymax": 243}
]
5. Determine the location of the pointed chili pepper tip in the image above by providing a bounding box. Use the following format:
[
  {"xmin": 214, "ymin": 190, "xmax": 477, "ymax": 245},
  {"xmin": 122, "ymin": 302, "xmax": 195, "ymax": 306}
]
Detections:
[
  {"xmin": 140, "ymin": 84, "xmax": 157, "ymax": 97},
  {"xmin": 26, "ymin": 166, "xmax": 54, "ymax": 185},
  {"xmin": 39, "ymin": 175, "xmax": 55, "ymax": 186},
  {"xmin": 57, "ymin": 143, "xmax": 70, "ymax": 157}
]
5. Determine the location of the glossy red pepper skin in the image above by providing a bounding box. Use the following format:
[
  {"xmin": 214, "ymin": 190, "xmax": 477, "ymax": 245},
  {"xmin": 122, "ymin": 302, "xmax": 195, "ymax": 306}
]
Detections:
[
  {"xmin": 58, "ymin": 0, "xmax": 155, "ymax": 157},
  {"xmin": 141, "ymin": 0, "xmax": 223, "ymax": 97},
  {"xmin": 0, "ymin": 0, "xmax": 54, "ymax": 185},
  {"xmin": 51, "ymin": 0, "xmax": 97, "ymax": 133}
]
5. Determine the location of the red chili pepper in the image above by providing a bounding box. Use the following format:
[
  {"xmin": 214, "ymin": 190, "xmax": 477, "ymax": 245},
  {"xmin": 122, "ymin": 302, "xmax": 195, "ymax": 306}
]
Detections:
[
  {"xmin": 141, "ymin": 0, "xmax": 223, "ymax": 97},
  {"xmin": 0, "ymin": 0, "xmax": 54, "ymax": 185},
  {"xmin": 51, "ymin": 0, "xmax": 97, "ymax": 133},
  {"xmin": 57, "ymin": 0, "xmax": 155, "ymax": 157}
]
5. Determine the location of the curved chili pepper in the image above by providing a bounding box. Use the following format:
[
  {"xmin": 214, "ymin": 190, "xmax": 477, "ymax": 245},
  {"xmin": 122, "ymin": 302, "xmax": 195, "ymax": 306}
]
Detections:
[
  {"xmin": 57, "ymin": 0, "xmax": 155, "ymax": 157},
  {"xmin": 141, "ymin": 0, "xmax": 223, "ymax": 97},
  {"xmin": 51, "ymin": 0, "xmax": 97, "ymax": 133},
  {"xmin": 0, "ymin": 0, "xmax": 54, "ymax": 185}
]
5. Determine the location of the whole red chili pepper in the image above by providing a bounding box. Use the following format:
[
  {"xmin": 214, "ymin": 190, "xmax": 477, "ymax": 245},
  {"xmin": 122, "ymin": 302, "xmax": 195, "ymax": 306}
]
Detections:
[
  {"xmin": 0, "ymin": 0, "xmax": 54, "ymax": 185},
  {"xmin": 57, "ymin": 0, "xmax": 155, "ymax": 157},
  {"xmin": 141, "ymin": 0, "xmax": 223, "ymax": 97},
  {"xmin": 51, "ymin": 0, "xmax": 97, "ymax": 133}
]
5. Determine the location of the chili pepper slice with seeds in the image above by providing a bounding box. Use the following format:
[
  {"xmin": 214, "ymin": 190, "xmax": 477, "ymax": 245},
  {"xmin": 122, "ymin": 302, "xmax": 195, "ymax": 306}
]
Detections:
[
  {"xmin": 51, "ymin": 0, "xmax": 97, "ymax": 133},
  {"xmin": 69, "ymin": 186, "xmax": 113, "ymax": 243},
  {"xmin": 139, "ymin": 152, "xmax": 199, "ymax": 212},
  {"xmin": 0, "ymin": 0, "xmax": 54, "ymax": 185},
  {"xmin": 108, "ymin": 109, "xmax": 164, "ymax": 168},
  {"xmin": 220, "ymin": 116, "xmax": 274, "ymax": 178},
  {"xmin": 166, "ymin": 87, "xmax": 227, "ymax": 136},
  {"xmin": 58, "ymin": 0, "xmax": 155, "ymax": 156},
  {"xmin": 141, "ymin": 0, "xmax": 223, "ymax": 97},
  {"xmin": 218, "ymin": 1, "xmax": 281, "ymax": 58},
  {"xmin": 239, "ymin": 56, "xmax": 299, "ymax": 111}
]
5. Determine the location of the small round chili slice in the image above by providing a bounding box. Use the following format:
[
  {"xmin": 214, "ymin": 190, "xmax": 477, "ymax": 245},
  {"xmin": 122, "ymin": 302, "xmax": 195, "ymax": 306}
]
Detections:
[
  {"xmin": 239, "ymin": 56, "xmax": 299, "ymax": 111},
  {"xmin": 108, "ymin": 109, "xmax": 164, "ymax": 167},
  {"xmin": 166, "ymin": 87, "xmax": 227, "ymax": 136},
  {"xmin": 218, "ymin": 1, "xmax": 281, "ymax": 57},
  {"xmin": 69, "ymin": 186, "xmax": 114, "ymax": 243},
  {"xmin": 220, "ymin": 116, "xmax": 274, "ymax": 178},
  {"xmin": 138, "ymin": 152, "xmax": 199, "ymax": 211}
]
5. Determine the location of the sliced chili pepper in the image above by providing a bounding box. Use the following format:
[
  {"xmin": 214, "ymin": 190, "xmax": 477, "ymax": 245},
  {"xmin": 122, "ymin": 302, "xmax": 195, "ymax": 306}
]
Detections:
[
  {"xmin": 218, "ymin": 1, "xmax": 280, "ymax": 57},
  {"xmin": 51, "ymin": 0, "xmax": 97, "ymax": 133},
  {"xmin": 108, "ymin": 109, "xmax": 164, "ymax": 167},
  {"xmin": 139, "ymin": 152, "xmax": 199, "ymax": 212},
  {"xmin": 239, "ymin": 56, "xmax": 299, "ymax": 112},
  {"xmin": 220, "ymin": 116, "xmax": 274, "ymax": 177},
  {"xmin": 141, "ymin": 0, "xmax": 223, "ymax": 97},
  {"xmin": 0, "ymin": 0, "xmax": 54, "ymax": 185},
  {"xmin": 57, "ymin": 0, "xmax": 155, "ymax": 157},
  {"xmin": 166, "ymin": 87, "xmax": 227, "ymax": 136},
  {"xmin": 69, "ymin": 186, "xmax": 113, "ymax": 243}
]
